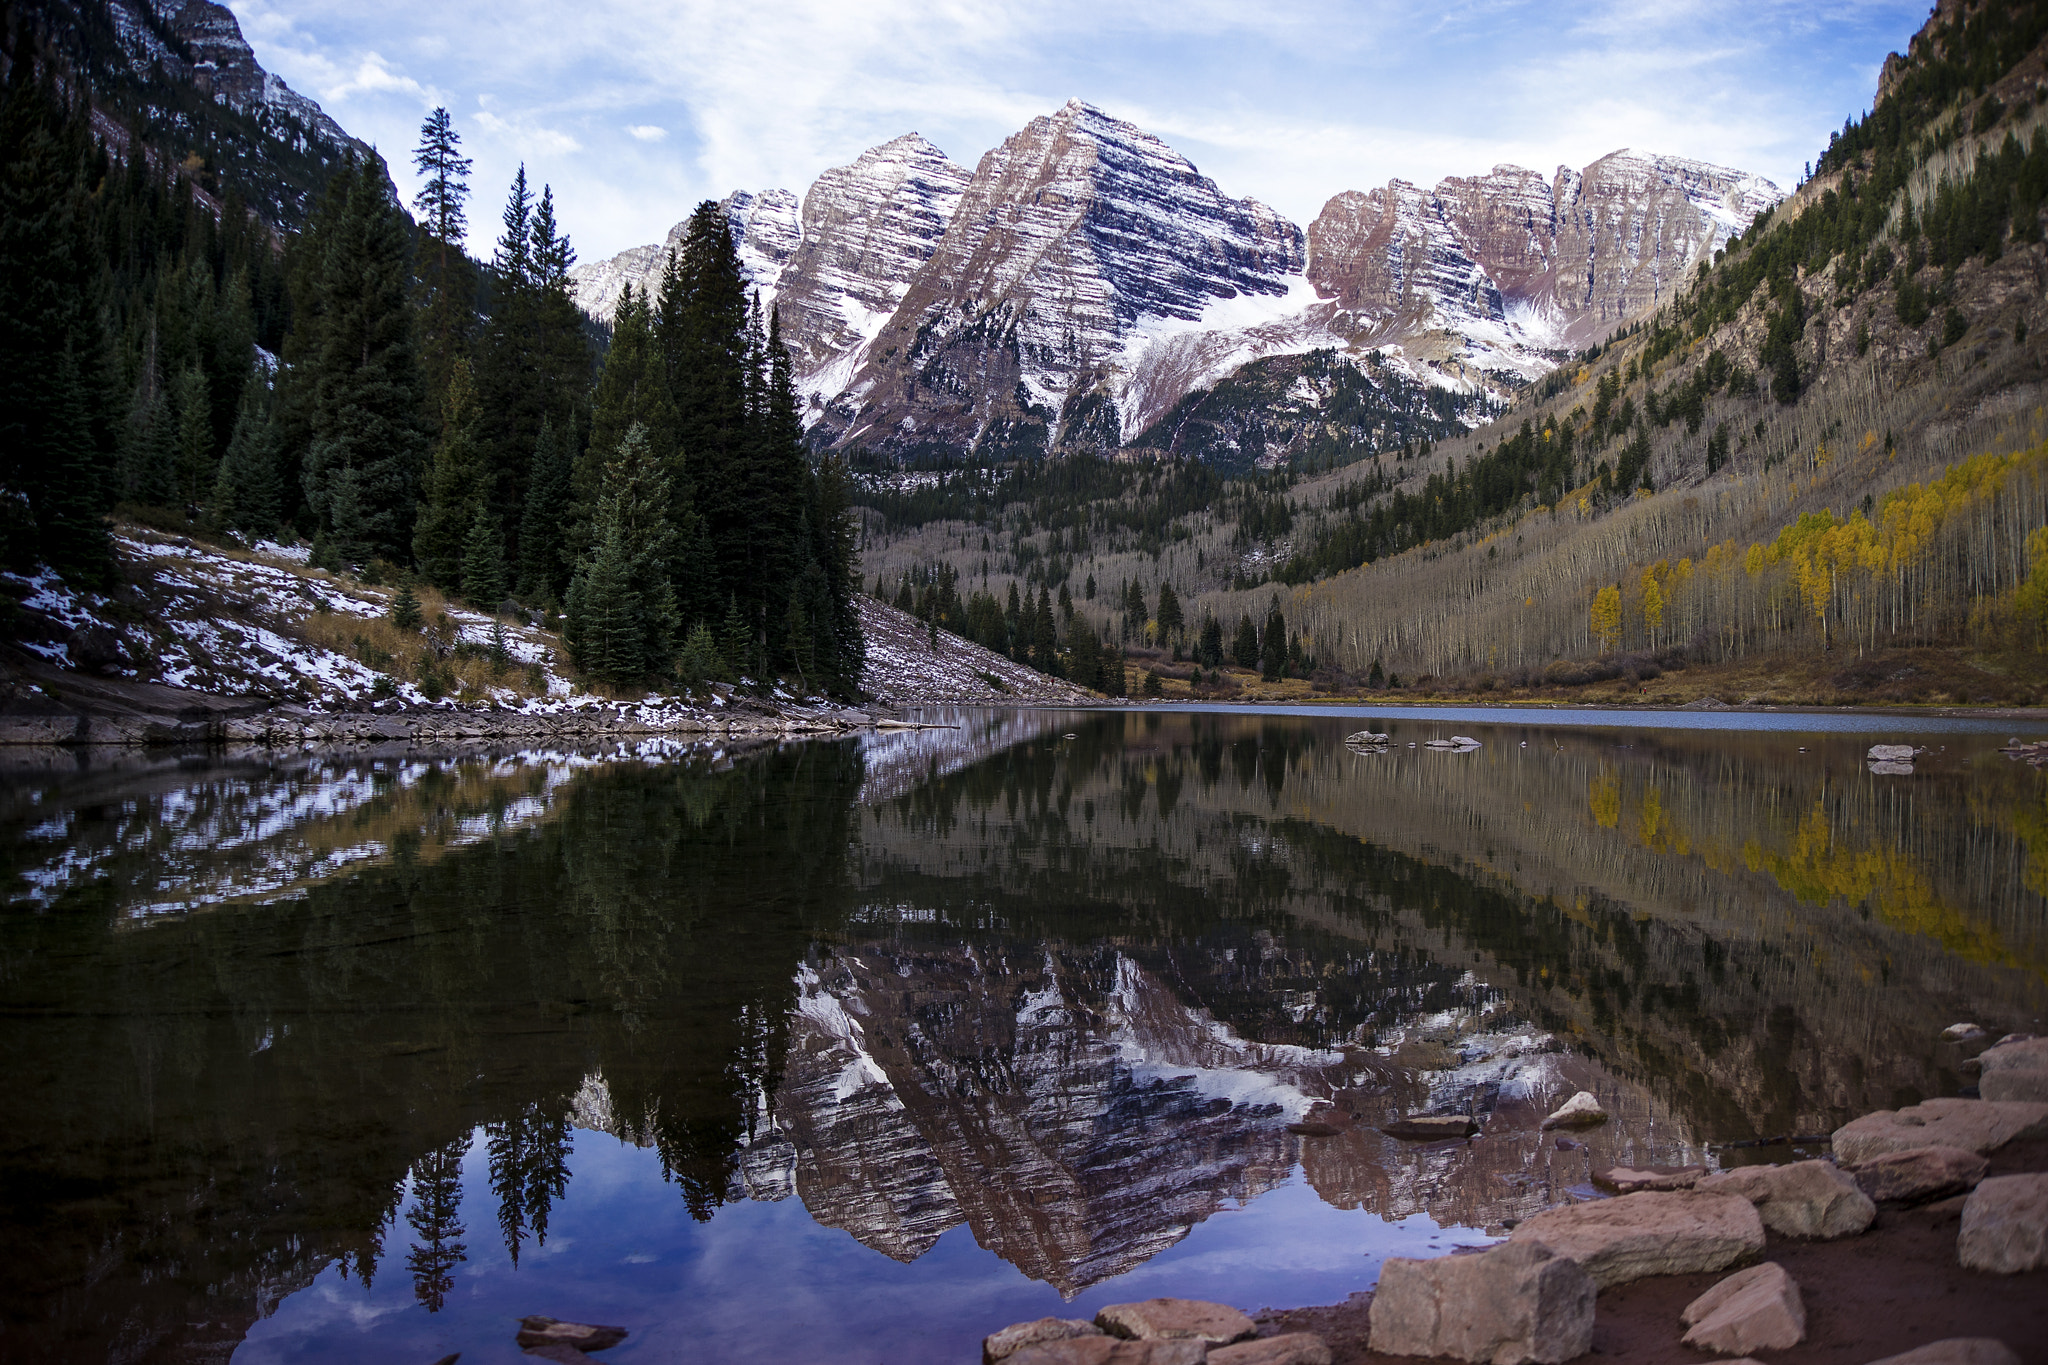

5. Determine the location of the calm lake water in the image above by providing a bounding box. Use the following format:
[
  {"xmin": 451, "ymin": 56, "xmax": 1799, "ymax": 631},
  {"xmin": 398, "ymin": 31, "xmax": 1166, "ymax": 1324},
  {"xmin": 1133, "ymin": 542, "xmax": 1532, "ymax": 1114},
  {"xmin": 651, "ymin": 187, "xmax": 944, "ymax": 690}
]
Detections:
[{"xmin": 3, "ymin": 706, "xmax": 2046, "ymax": 1364}]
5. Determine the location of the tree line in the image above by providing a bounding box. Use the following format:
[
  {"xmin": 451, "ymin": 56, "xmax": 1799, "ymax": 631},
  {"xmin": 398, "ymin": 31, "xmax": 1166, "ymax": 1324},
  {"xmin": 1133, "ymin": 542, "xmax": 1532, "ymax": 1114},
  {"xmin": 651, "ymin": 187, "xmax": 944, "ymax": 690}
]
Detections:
[{"xmin": 0, "ymin": 50, "xmax": 861, "ymax": 694}]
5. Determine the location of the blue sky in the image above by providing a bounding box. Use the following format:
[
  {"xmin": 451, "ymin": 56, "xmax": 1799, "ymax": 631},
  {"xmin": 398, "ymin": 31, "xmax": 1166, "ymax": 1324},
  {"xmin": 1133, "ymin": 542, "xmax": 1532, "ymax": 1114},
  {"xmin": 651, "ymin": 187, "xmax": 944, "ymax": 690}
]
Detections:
[{"xmin": 233, "ymin": 0, "xmax": 1933, "ymax": 264}]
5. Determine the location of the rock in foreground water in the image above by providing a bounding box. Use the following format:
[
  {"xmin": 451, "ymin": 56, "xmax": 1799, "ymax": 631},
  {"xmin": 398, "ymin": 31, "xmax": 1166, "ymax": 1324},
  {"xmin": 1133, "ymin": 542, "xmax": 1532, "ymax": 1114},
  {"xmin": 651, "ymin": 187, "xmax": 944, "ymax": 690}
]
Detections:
[
  {"xmin": 1540, "ymin": 1091, "xmax": 1608, "ymax": 1130},
  {"xmin": 1207, "ymin": 1334, "xmax": 1332, "ymax": 1365},
  {"xmin": 1097, "ymin": 1299, "xmax": 1258, "ymax": 1345},
  {"xmin": 1367, "ymin": 1240, "xmax": 1594, "ymax": 1364},
  {"xmin": 1593, "ymin": 1166, "xmax": 1705, "ymax": 1194},
  {"xmin": 1957, "ymin": 1173, "xmax": 2048, "ymax": 1273},
  {"xmin": 1006, "ymin": 1339, "xmax": 1205, "ymax": 1365},
  {"xmin": 1862, "ymin": 1341, "xmax": 2022, "ymax": 1365},
  {"xmin": 1679, "ymin": 1262, "xmax": 1806, "ymax": 1354},
  {"xmin": 515, "ymin": 1317, "xmax": 628, "ymax": 1353},
  {"xmin": 1977, "ymin": 1036, "xmax": 2048, "ymax": 1103},
  {"xmin": 1382, "ymin": 1115, "xmax": 1479, "ymax": 1139},
  {"xmin": 1831, "ymin": 1098, "xmax": 2048, "ymax": 1165},
  {"xmin": 987, "ymin": 1318, "xmax": 1105, "ymax": 1363},
  {"xmin": 1509, "ymin": 1190, "xmax": 1765, "ymax": 1288},
  {"xmin": 1849, "ymin": 1146, "xmax": 1989, "ymax": 1204},
  {"xmin": 1695, "ymin": 1160, "xmax": 1875, "ymax": 1238}
]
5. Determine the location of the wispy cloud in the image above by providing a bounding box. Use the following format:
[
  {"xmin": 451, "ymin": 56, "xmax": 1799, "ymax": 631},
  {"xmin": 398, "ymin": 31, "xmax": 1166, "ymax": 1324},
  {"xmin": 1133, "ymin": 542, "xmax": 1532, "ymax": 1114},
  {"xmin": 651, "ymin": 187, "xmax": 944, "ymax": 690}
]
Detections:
[{"xmin": 235, "ymin": 0, "xmax": 1928, "ymax": 260}]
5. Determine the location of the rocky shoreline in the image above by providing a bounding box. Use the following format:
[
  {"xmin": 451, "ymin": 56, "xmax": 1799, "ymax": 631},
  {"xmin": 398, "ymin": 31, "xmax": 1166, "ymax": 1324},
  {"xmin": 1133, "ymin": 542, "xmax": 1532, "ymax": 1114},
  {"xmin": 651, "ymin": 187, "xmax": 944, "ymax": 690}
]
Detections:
[{"xmin": 974, "ymin": 1037, "xmax": 2048, "ymax": 1365}]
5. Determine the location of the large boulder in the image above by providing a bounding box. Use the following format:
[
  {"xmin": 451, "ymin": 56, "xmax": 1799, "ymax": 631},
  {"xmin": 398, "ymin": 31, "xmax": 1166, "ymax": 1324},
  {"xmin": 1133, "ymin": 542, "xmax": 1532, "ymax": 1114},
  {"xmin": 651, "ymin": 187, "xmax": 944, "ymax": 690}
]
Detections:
[
  {"xmin": 1679, "ymin": 1262, "xmax": 1806, "ymax": 1354},
  {"xmin": 1509, "ymin": 1190, "xmax": 1765, "ymax": 1289},
  {"xmin": 1695, "ymin": 1160, "xmax": 1875, "ymax": 1238},
  {"xmin": 1977, "ymin": 1036, "xmax": 2048, "ymax": 1103},
  {"xmin": 1957, "ymin": 1172, "xmax": 2048, "ymax": 1273},
  {"xmin": 1208, "ymin": 1335, "xmax": 1333, "ymax": 1365},
  {"xmin": 1366, "ymin": 1241, "xmax": 1595, "ymax": 1365},
  {"xmin": 1097, "ymin": 1299, "xmax": 1257, "ymax": 1345},
  {"xmin": 1831, "ymin": 1098, "xmax": 2048, "ymax": 1166},
  {"xmin": 987, "ymin": 1319, "xmax": 1105, "ymax": 1363},
  {"xmin": 1849, "ymin": 1146, "xmax": 1989, "ymax": 1204},
  {"xmin": 1862, "ymin": 1341, "xmax": 2022, "ymax": 1365}
]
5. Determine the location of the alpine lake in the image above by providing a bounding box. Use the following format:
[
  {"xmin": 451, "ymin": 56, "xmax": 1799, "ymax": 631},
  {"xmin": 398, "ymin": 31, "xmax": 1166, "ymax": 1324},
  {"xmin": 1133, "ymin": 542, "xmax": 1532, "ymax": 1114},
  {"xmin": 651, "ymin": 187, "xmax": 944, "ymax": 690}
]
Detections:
[{"xmin": 3, "ymin": 705, "xmax": 2046, "ymax": 1364}]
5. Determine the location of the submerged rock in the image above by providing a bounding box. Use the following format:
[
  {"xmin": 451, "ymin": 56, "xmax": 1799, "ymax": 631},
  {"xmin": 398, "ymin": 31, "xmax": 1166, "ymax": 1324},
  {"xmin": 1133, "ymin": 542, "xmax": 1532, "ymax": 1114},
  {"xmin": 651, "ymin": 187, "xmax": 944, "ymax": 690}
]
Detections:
[
  {"xmin": 1540, "ymin": 1091, "xmax": 1608, "ymax": 1130},
  {"xmin": 1096, "ymin": 1299, "xmax": 1258, "ymax": 1345},
  {"xmin": 515, "ymin": 1317, "xmax": 628, "ymax": 1353},
  {"xmin": 1593, "ymin": 1166, "xmax": 1704, "ymax": 1194},
  {"xmin": 1508, "ymin": 1190, "xmax": 1765, "ymax": 1289},
  {"xmin": 1833, "ymin": 1098, "xmax": 2048, "ymax": 1165},
  {"xmin": 1382, "ymin": 1114, "xmax": 1480, "ymax": 1140},
  {"xmin": 1849, "ymin": 1146, "xmax": 1989, "ymax": 1204},
  {"xmin": 1957, "ymin": 1173, "xmax": 2048, "ymax": 1273},
  {"xmin": 1680, "ymin": 1262, "xmax": 1806, "ymax": 1354},
  {"xmin": 1366, "ymin": 1240, "xmax": 1594, "ymax": 1364},
  {"xmin": 1695, "ymin": 1160, "xmax": 1875, "ymax": 1239}
]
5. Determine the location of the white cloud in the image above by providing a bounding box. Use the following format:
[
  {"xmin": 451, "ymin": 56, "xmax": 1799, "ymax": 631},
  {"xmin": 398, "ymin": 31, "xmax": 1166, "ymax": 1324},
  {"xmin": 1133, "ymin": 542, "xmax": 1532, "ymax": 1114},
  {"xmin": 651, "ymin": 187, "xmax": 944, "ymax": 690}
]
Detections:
[{"xmin": 235, "ymin": 0, "xmax": 1929, "ymax": 261}]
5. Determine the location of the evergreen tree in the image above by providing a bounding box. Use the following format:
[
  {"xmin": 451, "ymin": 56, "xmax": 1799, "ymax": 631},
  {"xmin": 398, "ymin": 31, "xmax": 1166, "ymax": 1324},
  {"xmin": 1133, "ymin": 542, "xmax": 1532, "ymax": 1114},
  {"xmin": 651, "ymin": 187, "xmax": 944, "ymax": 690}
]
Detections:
[
  {"xmin": 413, "ymin": 358, "xmax": 487, "ymax": 588},
  {"xmin": 391, "ymin": 580, "xmax": 423, "ymax": 630},
  {"xmin": 1069, "ymin": 620, "xmax": 1102, "ymax": 690},
  {"xmin": 517, "ymin": 413, "xmax": 574, "ymax": 604},
  {"xmin": 657, "ymin": 204, "xmax": 750, "ymax": 607},
  {"xmin": 582, "ymin": 281, "xmax": 681, "ymax": 568},
  {"xmin": 461, "ymin": 506, "xmax": 508, "ymax": 608},
  {"xmin": 405, "ymin": 1138, "xmax": 468, "ymax": 1314},
  {"xmin": 297, "ymin": 155, "xmax": 431, "ymax": 565},
  {"xmin": 121, "ymin": 378, "xmax": 179, "ymax": 507},
  {"xmin": 1198, "ymin": 612, "xmax": 1223, "ymax": 668},
  {"xmin": 563, "ymin": 423, "xmax": 677, "ymax": 687},
  {"xmin": 411, "ymin": 107, "xmax": 476, "ymax": 416},
  {"xmin": 211, "ymin": 375, "xmax": 281, "ymax": 537},
  {"xmin": 0, "ymin": 57, "xmax": 115, "ymax": 581},
  {"xmin": 1155, "ymin": 581, "xmax": 1184, "ymax": 643},
  {"xmin": 1032, "ymin": 586, "xmax": 1059, "ymax": 676},
  {"xmin": 1231, "ymin": 613, "xmax": 1260, "ymax": 669},
  {"xmin": 1261, "ymin": 601, "xmax": 1287, "ymax": 681},
  {"xmin": 808, "ymin": 453, "xmax": 865, "ymax": 694}
]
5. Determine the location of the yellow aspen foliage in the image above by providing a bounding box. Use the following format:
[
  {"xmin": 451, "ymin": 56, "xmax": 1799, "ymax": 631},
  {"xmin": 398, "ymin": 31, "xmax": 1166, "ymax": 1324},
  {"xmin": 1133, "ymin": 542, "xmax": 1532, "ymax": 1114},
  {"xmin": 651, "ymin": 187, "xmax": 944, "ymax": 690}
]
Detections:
[
  {"xmin": 1590, "ymin": 584, "xmax": 1622, "ymax": 651},
  {"xmin": 1589, "ymin": 772, "xmax": 1621, "ymax": 829},
  {"xmin": 1744, "ymin": 543, "xmax": 1766, "ymax": 576},
  {"xmin": 1640, "ymin": 567, "xmax": 1665, "ymax": 633}
]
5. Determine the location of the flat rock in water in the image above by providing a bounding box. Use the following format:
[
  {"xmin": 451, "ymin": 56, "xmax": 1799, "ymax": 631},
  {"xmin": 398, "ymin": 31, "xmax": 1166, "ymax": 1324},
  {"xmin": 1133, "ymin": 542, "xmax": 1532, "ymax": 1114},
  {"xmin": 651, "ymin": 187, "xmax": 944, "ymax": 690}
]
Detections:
[
  {"xmin": 1850, "ymin": 1145, "xmax": 1989, "ymax": 1204},
  {"xmin": 1207, "ymin": 1334, "xmax": 1333, "ymax": 1365},
  {"xmin": 1831, "ymin": 1097, "xmax": 2048, "ymax": 1165},
  {"xmin": 1695, "ymin": 1159, "xmax": 1875, "ymax": 1239},
  {"xmin": 1381, "ymin": 1115, "xmax": 1478, "ymax": 1140},
  {"xmin": 1009, "ymin": 1342, "xmax": 1209, "ymax": 1365},
  {"xmin": 1366, "ymin": 1240, "xmax": 1594, "ymax": 1365},
  {"xmin": 1868, "ymin": 743, "xmax": 1921, "ymax": 761},
  {"xmin": 1863, "ymin": 1341, "xmax": 2023, "ymax": 1365},
  {"xmin": 987, "ymin": 1318, "xmax": 1104, "ymax": 1363},
  {"xmin": 1594, "ymin": 1165, "xmax": 1705, "ymax": 1194},
  {"xmin": 516, "ymin": 1317, "xmax": 628, "ymax": 1353},
  {"xmin": 1977, "ymin": 1036, "xmax": 2048, "ymax": 1103},
  {"xmin": 1540, "ymin": 1091, "xmax": 1608, "ymax": 1130},
  {"xmin": 1679, "ymin": 1262, "xmax": 1806, "ymax": 1354},
  {"xmin": 1940, "ymin": 1022, "xmax": 1987, "ymax": 1042},
  {"xmin": 1508, "ymin": 1190, "xmax": 1765, "ymax": 1289},
  {"xmin": 1957, "ymin": 1172, "xmax": 2048, "ymax": 1273},
  {"xmin": 1096, "ymin": 1299, "xmax": 1257, "ymax": 1345}
]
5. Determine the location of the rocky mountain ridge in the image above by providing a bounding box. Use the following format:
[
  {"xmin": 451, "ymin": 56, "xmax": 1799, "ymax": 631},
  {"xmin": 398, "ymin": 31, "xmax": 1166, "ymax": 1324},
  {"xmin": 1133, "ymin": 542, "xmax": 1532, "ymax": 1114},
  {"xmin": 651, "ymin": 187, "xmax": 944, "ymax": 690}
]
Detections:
[
  {"xmin": 11, "ymin": 0, "xmax": 375, "ymax": 229},
  {"xmin": 572, "ymin": 106, "xmax": 1782, "ymax": 465}
]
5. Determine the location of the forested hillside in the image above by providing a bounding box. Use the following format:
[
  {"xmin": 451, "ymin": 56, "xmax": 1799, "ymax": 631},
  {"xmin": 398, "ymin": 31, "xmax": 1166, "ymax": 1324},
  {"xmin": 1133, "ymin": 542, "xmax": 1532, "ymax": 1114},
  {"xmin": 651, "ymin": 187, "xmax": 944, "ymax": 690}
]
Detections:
[
  {"xmin": 0, "ymin": 12, "xmax": 863, "ymax": 699},
  {"xmin": 857, "ymin": 0, "xmax": 2048, "ymax": 703}
]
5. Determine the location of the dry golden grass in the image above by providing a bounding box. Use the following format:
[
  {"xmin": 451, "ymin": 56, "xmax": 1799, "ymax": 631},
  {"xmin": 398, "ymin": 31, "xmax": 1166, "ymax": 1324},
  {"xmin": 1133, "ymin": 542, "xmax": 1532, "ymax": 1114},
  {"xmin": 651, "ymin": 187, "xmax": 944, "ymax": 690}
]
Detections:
[{"xmin": 294, "ymin": 584, "xmax": 551, "ymax": 702}]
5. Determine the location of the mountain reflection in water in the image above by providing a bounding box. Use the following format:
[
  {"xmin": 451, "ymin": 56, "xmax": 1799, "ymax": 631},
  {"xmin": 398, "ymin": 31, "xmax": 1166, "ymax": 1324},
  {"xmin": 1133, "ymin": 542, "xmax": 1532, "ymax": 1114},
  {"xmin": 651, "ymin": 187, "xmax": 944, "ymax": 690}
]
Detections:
[{"xmin": 1, "ymin": 710, "xmax": 2043, "ymax": 1363}]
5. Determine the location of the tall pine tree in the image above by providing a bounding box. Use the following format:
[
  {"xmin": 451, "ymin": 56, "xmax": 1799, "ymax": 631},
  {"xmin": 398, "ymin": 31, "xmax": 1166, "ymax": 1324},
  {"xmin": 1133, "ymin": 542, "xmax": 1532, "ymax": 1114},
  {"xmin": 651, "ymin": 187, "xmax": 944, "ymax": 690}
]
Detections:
[
  {"xmin": 295, "ymin": 155, "xmax": 430, "ymax": 565},
  {"xmin": 564, "ymin": 423, "xmax": 678, "ymax": 688},
  {"xmin": 413, "ymin": 357, "xmax": 487, "ymax": 588}
]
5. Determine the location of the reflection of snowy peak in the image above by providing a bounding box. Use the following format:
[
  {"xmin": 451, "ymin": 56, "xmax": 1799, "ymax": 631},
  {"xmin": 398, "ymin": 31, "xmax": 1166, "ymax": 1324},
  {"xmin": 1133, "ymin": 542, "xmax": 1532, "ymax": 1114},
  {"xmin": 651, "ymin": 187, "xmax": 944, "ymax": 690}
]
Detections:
[
  {"xmin": 571, "ymin": 106, "xmax": 1780, "ymax": 462},
  {"xmin": 764, "ymin": 947, "xmax": 1325, "ymax": 1293}
]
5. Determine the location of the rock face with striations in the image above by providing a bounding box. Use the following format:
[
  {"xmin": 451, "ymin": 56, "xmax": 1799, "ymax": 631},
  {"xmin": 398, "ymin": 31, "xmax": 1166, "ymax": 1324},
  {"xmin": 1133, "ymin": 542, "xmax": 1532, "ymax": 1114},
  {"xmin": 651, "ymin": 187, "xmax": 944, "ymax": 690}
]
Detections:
[
  {"xmin": 813, "ymin": 100, "xmax": 1305, "ymax": 458},
  {"xmin": 572, "ymin": 107, "xmax": 1778, "ymax": 463}
]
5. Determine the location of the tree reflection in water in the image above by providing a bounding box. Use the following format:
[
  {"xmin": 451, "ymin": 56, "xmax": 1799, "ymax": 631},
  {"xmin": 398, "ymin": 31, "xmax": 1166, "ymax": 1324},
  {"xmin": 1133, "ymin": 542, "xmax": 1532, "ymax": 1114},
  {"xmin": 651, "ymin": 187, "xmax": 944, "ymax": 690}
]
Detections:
[{"xmin": 0, "ymin": 712, "xmax": 2042, "ymax": 1362}]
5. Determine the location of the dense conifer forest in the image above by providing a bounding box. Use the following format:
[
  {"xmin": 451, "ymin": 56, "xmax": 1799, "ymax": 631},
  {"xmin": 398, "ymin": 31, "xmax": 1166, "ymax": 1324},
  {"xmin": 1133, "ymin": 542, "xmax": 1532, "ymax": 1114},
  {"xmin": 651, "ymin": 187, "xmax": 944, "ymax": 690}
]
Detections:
[{"xmin": 0, "ymin": 18, "xmax": 862, "ymax": 696}]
